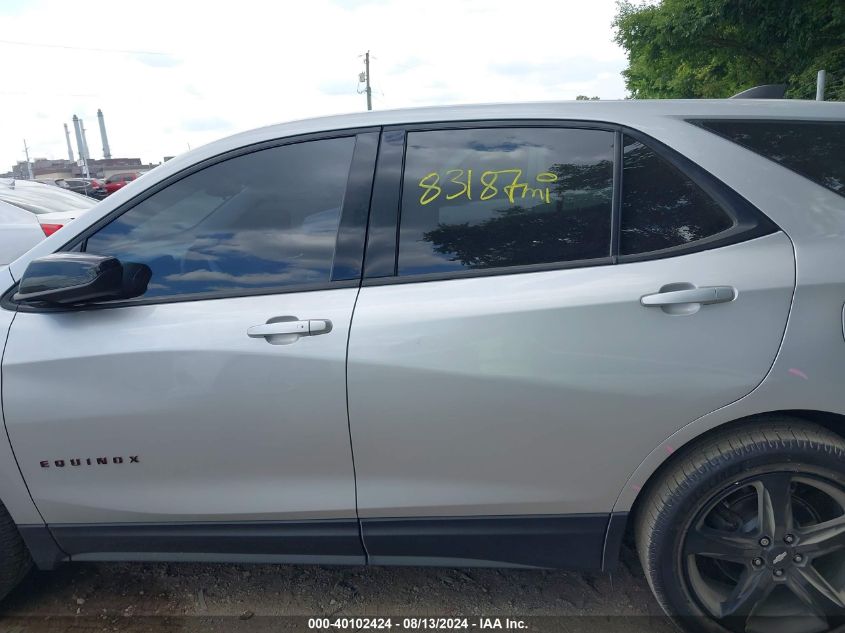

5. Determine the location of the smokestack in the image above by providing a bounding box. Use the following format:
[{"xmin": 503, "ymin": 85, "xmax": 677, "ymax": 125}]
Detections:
[
  {"xmin": 72, "ymin": 115, "xmax": 85, "ymax": 160},
  {"xmin": 97, "ymin": 108, "xmax": 112, "ymax": 159},
  {"xmin": 72, "ymin": 115, "xmax": 90, "ymax": 177},
  {"xmin": 63, "ymin": 123, "xmax": 74, "ymax": 162},
  {"xmin": 80, "ymin": 119, "xmax": 91, "ymax": 161}
]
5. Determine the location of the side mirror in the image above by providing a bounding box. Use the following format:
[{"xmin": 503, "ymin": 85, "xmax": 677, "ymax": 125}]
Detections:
[{"xmin": 13, "ymin": 253, "xmax": 151, "ymax": 306}]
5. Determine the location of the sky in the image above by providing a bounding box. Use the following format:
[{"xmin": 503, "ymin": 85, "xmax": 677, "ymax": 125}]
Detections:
[{"xmin": 0, "ymin": 0, "xmax": 629, "ymax": 171}]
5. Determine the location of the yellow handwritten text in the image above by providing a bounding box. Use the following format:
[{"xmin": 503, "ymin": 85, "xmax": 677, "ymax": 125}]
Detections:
[{"xmin": 418, "ymin": 168, "xmax": 558, "ymax": 206}]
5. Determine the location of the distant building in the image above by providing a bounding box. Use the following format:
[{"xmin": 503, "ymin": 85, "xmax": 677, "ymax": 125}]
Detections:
[{"xmin": 11, "ymin": 157, "xmax": 159, "ymax": 181}]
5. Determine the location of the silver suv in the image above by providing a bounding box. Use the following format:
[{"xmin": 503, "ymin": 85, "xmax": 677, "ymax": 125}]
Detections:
[{"xmin": 1, "ymin": 100, "xmax": 844, "ymax": 633}]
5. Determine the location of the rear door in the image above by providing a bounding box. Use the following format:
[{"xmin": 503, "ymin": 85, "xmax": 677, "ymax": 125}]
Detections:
[
  {"xmin": 346, "ymin": 124, "xmax": 795, "ymax": 568},
  {"xmin": 3, "ymin": 132, "xmax": 377, "ymax": 561}
]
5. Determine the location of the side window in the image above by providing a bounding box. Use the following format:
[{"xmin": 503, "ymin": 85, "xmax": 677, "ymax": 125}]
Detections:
[
  {"xmin": 620, "ymin": 136, "xmax": 734, "ymax": 256},
  {"xmin": 84, "ymin": 136, "xmax": 356, "ymax": 300},
  {"xmin": 398, "ymin": 127, "xmax": 614, "ymax": 276},
  {"xmin": 695, "ymin": 119, "xmax": 845, "ymax": 198}
]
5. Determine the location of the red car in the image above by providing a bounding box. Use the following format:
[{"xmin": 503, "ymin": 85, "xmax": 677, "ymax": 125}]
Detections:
[{"xmin": 104, "ymin": 172, "xmax": 142, "ymax": 195}]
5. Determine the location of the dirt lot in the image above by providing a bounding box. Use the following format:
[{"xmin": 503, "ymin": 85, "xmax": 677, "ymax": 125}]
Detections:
[{"xmin": 0, "ymin": 547, "xmax": 676, "ymax": 633}]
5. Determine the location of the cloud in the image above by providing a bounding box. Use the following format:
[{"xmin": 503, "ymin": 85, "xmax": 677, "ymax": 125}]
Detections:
[
  {"xmin": 319, "ymin": 79, "xmax": 358, "ymax": 96},
  {"xmin": 330, "ymin": 0, "xmax": 388, "ymax": 8},
  {"xmin": 131, "ymin": 52, "xmax": 182, "ymax": 68},
  {"xmin": 0, "ymin": 0, "xmax": 628, "ymax": 170},
  {"xmin": 386, "ymin": 57, "xmax": 424, "ymax": 75},
  {"xmin": 181, "ymin": 117, "xmax": 234, "ymax": 133},
  {"xmin": 0, "ymin": 0, "xmax": 32, "ymax": 15},
  {"xmin": 492, "ymin": 58, "xmax": 626, "ymax": 85}
]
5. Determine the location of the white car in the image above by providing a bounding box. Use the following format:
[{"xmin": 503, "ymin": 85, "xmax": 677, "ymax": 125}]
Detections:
[{"xmin": 0, "ymin": 179, "xmax": 96, "ymax": 265}]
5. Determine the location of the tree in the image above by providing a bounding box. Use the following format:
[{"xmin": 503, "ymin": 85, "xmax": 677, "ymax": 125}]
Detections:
[{"xmin": 613, "ymin": 0, "xmax": 844, "ymax": 100}]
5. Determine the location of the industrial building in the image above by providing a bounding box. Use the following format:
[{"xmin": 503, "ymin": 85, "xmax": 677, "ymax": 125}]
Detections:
[{"xmin": 6, "ymin": 109, "xmax": 158, "ymax": 180}]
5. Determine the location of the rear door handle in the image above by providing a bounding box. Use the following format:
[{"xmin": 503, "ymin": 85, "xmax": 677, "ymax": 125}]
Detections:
[
  {"xmin": 247, "ymin": 318, "xmax": 332, "ymax": 341},
  {"xmin": 641, "ymin": 286, "xmax": 736, "ymax": 307}
]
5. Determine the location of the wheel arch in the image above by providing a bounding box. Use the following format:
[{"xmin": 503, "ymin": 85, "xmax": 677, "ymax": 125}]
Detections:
[{"xmin": 602, "ymin": 409, "xmax": 845, "ymax": 569}]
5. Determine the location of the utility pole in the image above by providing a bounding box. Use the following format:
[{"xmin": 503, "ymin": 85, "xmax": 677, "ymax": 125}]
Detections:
[
  {"xmin": 365, "ymin": 51, "xmax": 372, "ymax": 111},
  {"xmin": 72, "ymin": 115, "xmax": 90, "ymax": 178},
  {"xmin": 23, "ymin": 139, "xmax": 34, "ymax": 180},
  {"xmin": 358, "ymin": 51, "xmax": 373, "ymax": 111},
  {"xmin": 80, "ymin": 119, "xmax": 91, "ymax": 162}
]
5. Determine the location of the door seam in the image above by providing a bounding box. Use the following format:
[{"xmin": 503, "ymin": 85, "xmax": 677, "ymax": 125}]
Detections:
[{"xmin": 344, "ymin": 283, "xmax": 368, "ymax": 563}]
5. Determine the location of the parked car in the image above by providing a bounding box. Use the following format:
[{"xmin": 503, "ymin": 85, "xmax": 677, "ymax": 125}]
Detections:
[
  {"xmin": 0, "ymin": 178, "xmax": 95, "ymax": 264},
  {"xmin": 55, "ymin": 177, "xmax": 108, "ymax": 200},
  {"xmin": 0, "ymin": 98, "xmax": 844, "ymax": 633},
  {"xmin": 103, "ymin": 171, "xmax": 141, "ymax": 195}
]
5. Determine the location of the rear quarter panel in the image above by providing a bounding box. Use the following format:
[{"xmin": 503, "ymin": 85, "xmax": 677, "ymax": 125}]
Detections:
[{"xmin": 613, "ymin": 120, "xmax": 845, "ymax": 513}]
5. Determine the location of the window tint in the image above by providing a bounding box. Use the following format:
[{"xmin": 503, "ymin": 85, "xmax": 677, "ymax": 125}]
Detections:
[
  {"xmin": 84, "ymin": 137, "xmax": 355, "ymax": 299},
  {"xmin": 696, "ymin": 119, "xmax": 845, "ymax": 198},
  {"xmin": 398, "ymin": 128, "xmax": 614, "ymax": 275},
  {"xmin": 620, "ymin": 136, "xmax": 734, "ymax": 256}
]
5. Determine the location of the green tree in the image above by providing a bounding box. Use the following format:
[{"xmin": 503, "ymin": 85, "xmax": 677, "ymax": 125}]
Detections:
[{"xmin": 613, "ymin": 0, "xmax": 844, "ymax": 100}]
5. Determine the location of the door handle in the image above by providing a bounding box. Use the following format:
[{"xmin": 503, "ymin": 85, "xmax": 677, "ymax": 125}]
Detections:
[
  {"xmin": 247, "ymin": 318, "xmax": 332, "ymax": 342},
  {"xmin": 641, "ymin": 286, "xmax": 736, "ymax": 307}
]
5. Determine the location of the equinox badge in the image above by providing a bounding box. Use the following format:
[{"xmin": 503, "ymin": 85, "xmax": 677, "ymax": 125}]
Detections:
[{"xmin": 40, "ymin": 456, "xmax": 140, "ymax": 468}]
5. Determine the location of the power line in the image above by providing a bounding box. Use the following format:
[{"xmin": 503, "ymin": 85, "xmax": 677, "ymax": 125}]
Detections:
[{"xmin": 0, "ymin": 39, "xmax": 171, "ymax": 56}]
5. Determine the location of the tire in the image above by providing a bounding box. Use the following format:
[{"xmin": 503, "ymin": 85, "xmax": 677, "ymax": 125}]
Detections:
[
  {"xmin": 0, "ymin": 500, "xmax": 31, "ymax": 601},
  {"xmin": 635, "ymin": 418, "xmax": 845, "ymax": 633}
]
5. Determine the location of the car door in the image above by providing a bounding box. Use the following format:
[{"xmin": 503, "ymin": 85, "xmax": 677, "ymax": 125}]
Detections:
[
  {"xmin": 346, "ymin": 124, "xmax": 795, "ymax": 569},
  {"xmin": 3, "ymin": 131, "xmax": 377, "ymax": 562}
]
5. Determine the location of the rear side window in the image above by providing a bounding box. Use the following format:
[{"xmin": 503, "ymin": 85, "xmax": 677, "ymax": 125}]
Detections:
[
  {"xmin": 695, "ymin": 120, "xmax": 844, "ymax": 198},
  {"xmin": 84, "ymin": 137, "xmax": 355, "ymax": 300},
  {"xmin": 398, "ymin": 127, "xmax": 614, "ymax": 275},
  {"xmin": 620, "ymin": 136, "xmax": 735, "ymax": 256}
]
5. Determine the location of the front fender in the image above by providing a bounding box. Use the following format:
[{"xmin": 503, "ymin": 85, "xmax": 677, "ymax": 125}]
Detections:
[{"xmin": 0, "ymin": 266, "xmax": 45, "ymax": 526}]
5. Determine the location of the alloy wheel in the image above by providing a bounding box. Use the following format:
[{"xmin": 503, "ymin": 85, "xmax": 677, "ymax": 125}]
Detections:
[{"xmin": 682, "ymin": 471, "xmax": 845, "ymax": 633}]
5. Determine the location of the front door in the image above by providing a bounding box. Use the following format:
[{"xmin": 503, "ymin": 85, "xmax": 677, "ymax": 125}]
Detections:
[{"xmin": 3, "ymin": 132, "xmax": 377, "ymax": 562}]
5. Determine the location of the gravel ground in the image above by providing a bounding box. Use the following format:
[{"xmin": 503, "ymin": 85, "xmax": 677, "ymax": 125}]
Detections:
[{"xmin": 0, "ymin": 547, "xmax": 676, "ymax": 633}]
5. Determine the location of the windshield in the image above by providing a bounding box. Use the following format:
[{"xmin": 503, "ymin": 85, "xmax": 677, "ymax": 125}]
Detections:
[{"xmin": 0, "ymin": 181, "xmax": 97, "ymax": 215}]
